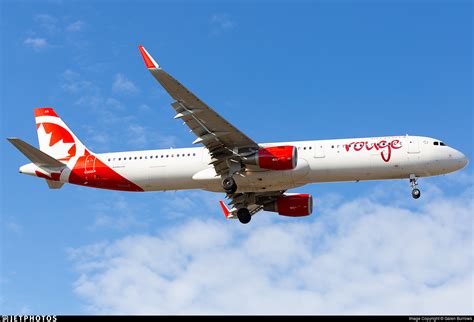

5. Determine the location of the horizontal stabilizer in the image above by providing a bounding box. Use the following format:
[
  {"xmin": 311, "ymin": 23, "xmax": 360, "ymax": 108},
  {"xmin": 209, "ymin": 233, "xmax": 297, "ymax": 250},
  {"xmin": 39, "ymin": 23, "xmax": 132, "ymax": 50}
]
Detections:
[{"xmin": 7, "ymin": 138, "xmax": 65, "ymax": 169}]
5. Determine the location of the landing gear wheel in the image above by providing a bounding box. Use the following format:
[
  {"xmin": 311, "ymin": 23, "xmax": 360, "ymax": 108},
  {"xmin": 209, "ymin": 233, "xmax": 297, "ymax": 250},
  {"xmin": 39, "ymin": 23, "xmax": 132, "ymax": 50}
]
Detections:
[
  {"xmin": 237, "ymin": 208, "xmax": 251, "ymax": 224},
  {"xmin": 409, "ymin": 174, "xmax": 421, "ymax": 199},
  {"xmin": 222, "ymin": 177, "xmax": 237, "ymax": 194},
  {"xmin": 412, "ymin": 188, "xmax": 421, "ymax": 199}
]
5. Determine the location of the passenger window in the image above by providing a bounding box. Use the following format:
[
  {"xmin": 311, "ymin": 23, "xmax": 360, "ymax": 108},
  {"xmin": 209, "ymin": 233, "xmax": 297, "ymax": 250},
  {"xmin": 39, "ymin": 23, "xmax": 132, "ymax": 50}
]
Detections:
[
  {"xmin": 193, "ymin": 153, "xmax": 196, "ymax": 156},
  {"xmin": 108, "ymin": 159, "xmax": 111, "ymax": 162},
  {"xmin": 140, "ymin": 157, "xmax": 142, "ymax": 159},
  {"xmin": 303, "ymin": 147, "xmax": 306, "ymax": 150}
]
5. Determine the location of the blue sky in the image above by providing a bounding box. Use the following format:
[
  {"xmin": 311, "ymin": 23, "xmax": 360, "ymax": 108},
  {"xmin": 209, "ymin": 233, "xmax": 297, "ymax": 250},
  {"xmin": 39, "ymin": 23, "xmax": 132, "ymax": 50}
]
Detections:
[{"xmin": 1, "ymin": 0, "xmax": 472, "ymax": 314}]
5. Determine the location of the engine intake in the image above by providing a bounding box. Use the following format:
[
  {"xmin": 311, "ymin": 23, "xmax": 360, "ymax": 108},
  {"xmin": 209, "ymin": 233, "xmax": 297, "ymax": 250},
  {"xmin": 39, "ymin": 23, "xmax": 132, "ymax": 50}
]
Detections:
[
  {"xmin": 263, "ymin": 193, "xmax": 313, "ymax": 217},
  {"xmin": 246, "ymin": 145, "xmax": 297, "ymax": 170}
]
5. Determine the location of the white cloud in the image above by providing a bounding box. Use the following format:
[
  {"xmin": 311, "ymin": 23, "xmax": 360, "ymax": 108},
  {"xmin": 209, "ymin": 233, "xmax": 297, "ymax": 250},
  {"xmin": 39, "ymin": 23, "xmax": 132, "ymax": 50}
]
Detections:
[
  {"xmin": 34, "ymin": 14, "xmax": 59, "ymax": 33},
  {"xmin": 88, "ymin": 195, "xmax": 148, "ymax": 231},
  {"xmin": 138, "ymin": 104, "xmax": 152, "ymax": 113},
  {"xmin": 126, "ymin": 123, "xmax": 179, "ymax": 150},
  {"xmin": 70, "ymin": 184, "xmax": 473, "ymax": 314},
  {"xmin": 210, "ymin": 13, "xmax": 235, "ymax": 36},
  {"xmin": 35, "ymin": 14, "xmax": 57, "ymax": 25},
  {"xmin": 23, "ymin": 37, "xmax": 49, "ymax": 51},
  {"xmin": 24, "ymin": 14, "xmax": 87, "ymax": 53},
  {"xmin": 5, "ymin": 221, "xmax": 22, "ymax": 234},
  {"xmin": 112, "ymin": 74, "xmax": 139, "ymax": 95},
  {"xmin": 61, "ymin": 69, "xmax": 95, "ymax": 94},
  {"xmin": 84, "ymin": 126, "xmax": 109, "ymax": 146},
  {"xmin": 160, "ymin": 190, "xmax": 220, "ymax": 220},
  {"xmin": 67, "ymin": 21, "xmax": 85, "ymax": 32}
]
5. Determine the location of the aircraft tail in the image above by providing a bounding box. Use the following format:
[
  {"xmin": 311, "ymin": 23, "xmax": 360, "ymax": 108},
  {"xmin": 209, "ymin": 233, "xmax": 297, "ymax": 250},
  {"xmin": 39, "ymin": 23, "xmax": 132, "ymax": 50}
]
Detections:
[{"xmin": 34, "ymin": 107, "xmax": 89, "ymax": 161}]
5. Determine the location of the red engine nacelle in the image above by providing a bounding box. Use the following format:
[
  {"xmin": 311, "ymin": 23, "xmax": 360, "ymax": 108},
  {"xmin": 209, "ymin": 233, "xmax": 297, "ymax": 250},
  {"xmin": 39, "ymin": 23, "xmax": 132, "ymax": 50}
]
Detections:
[
  {"xmin": 263, "ymin": 194, "xmax": 313, "ymax": 217},
  {"xmin": 246, "ymin": 145, "xmax": 297, "ymax": 170}
]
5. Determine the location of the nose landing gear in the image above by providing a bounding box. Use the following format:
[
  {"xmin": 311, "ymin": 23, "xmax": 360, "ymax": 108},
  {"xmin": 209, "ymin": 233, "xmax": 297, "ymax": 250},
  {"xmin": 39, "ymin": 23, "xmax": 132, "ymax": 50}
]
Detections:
[{"xmin": 410, "ymin": 174, "xmax": 421, "ymax": 199}]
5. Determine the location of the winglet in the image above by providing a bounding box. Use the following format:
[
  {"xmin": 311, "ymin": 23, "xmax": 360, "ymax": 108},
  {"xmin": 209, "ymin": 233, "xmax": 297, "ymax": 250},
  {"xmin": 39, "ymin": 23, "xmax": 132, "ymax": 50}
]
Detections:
[
  {"xmin": 219, "ymin": 200, "xmax": 231, "ymax": 219},
  {"xmin": 138, "ymin": 45, "xmax": 160, "ymax": 69}
]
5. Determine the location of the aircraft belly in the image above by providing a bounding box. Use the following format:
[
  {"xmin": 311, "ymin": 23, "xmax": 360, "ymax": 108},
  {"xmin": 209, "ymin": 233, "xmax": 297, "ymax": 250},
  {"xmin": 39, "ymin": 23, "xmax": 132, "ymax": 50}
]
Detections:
[{"xmin": 192, "ymin": 159, "xmax": 311, "ymax": 193}]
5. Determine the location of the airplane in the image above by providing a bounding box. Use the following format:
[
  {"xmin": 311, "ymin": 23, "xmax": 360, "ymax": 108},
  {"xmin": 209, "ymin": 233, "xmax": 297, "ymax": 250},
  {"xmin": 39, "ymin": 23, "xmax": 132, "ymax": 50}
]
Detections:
[{"xmin": 8, "ymin": 45, "xmax": 469, "ymax": 224}]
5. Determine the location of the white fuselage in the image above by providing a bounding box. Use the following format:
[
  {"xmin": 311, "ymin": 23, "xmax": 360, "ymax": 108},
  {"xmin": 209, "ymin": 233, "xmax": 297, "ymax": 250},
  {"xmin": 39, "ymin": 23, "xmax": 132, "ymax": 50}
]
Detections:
[{"xmin": 94, "ymin": 135, "xmax": 467, "ymax": 193}]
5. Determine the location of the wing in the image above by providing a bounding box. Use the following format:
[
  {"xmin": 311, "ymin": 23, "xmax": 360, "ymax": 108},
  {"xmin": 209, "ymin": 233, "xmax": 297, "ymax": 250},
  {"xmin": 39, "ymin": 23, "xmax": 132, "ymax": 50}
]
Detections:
[
  {"xmin": 138, "ymin": 45, "xmax": 258, "ymax": 177},
  {"xmin": 219, "ymin": 190, "xmax": 286, "ymax": 219}
]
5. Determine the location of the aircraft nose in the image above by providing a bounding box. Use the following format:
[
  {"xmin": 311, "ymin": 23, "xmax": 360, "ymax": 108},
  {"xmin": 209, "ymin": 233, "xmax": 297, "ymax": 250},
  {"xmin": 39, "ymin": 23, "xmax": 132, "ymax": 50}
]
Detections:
[
  {"xmin": 458, "ymin": 152, "xmax": 468, "ymax": 169},
  {"xmin": 451, "ymin": 149, "xmax": 468, "ymax": 170}
]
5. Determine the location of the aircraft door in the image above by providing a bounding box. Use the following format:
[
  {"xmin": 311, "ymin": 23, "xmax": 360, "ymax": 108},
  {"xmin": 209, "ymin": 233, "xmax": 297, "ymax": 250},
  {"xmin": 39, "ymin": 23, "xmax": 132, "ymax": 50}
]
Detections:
[
  {"xmin": 408, "ymin": 137, "xmax": 420, "ymax": 154},
  {"xmin": 84, "ymin": 155, "xmax": 96, "ymax": 174},
  {"xmin": 313, "ymin": 144, "xmax": 325, "ymax": 158}
]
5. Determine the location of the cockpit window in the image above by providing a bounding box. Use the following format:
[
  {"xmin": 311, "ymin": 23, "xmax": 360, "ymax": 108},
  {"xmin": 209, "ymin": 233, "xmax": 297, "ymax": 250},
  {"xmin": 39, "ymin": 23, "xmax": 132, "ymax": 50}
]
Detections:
[
  {"xmin": 433, "ymin": 142, "xmax": 439, "ymax": 146},
  {"xmin": 440, "ymin": 142, "xmax": 446, "ymax": 146}
]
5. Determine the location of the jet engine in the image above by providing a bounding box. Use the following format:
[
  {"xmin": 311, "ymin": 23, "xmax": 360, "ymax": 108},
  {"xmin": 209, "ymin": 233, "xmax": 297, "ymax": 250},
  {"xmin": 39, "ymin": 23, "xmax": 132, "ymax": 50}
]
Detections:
[
  {"xmin": 245, "ymin": 146, "xmax": 297, "ymax": 171},
  {"xmin": 263, "ymin": 193, "xmax": 313, "ymax": 217}
]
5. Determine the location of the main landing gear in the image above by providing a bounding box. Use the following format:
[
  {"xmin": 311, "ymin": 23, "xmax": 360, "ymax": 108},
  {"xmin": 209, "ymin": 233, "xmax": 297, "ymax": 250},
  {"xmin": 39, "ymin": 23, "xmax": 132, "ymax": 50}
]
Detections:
[
  {"xmin": 237, "ymin": 208, "xmax": 251, "ymax": 224},
  {"xmin": 222, "ymin": 176, "xmax": 237, "ymax": 194},
  {"xmin": 222, "ymin": 175, "xmax": 250, "ymax": 224},
  {"xmin": 410, "ymin": 174, "xmax": 421, "ymax": 199}
]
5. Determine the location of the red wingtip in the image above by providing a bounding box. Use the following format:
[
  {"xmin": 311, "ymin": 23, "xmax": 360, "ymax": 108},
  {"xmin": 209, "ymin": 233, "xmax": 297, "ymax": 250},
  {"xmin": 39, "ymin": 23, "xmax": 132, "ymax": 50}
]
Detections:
[
  {"xmin": 219, "ymin": 201, "xmax": 231, "ymax": 219},
  {"xmin": 138, "ymin": 45, "xmax": 157, "ymax": 69},
  {"xmin": 34, "ymin": 107, "xmax": 58, "ymax": 117}
]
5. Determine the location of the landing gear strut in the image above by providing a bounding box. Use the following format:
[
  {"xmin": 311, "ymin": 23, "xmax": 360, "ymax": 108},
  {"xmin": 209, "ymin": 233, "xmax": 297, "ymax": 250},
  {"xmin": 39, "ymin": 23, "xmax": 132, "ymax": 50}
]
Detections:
[
  {"xmin": 237, "ymin": 208, "xmax": 251, "ymax": 224},
  {"xmin": 222, "ymin": 177, "xmax": 237, "ymax": 194},
  {"xmin": 410, "ymin": 174, "xmax": 421, "ymax": 199}
]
